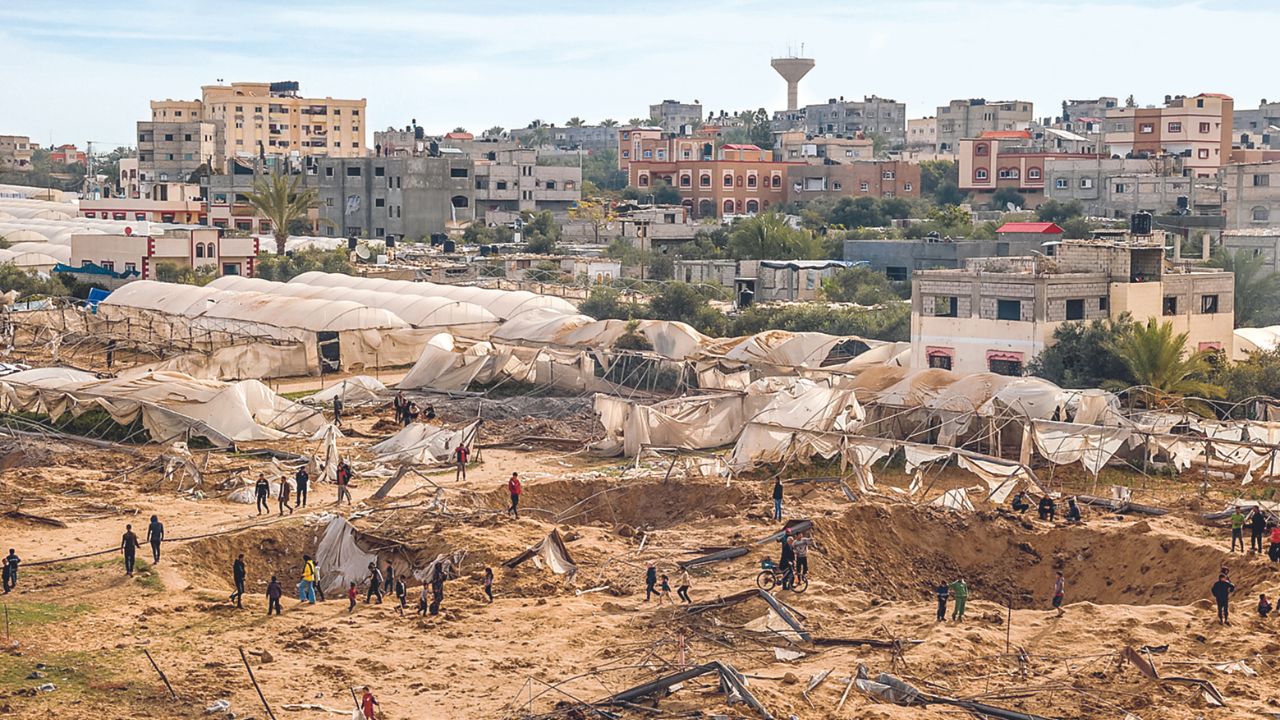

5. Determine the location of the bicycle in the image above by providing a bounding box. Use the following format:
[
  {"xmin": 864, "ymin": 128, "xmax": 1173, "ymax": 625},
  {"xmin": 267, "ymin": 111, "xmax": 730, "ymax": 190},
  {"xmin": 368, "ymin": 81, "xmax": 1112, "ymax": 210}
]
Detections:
[{"xmin": 755, "ymin": 559, "xmax": 808, "ymax": 593}]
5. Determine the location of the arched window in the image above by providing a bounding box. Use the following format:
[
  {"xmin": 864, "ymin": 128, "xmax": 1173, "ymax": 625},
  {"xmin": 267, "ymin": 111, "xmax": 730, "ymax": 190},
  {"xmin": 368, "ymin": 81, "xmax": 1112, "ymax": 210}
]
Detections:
[
  {"xmin": 746, "ymin": 199, "xmax": 759, "ymax": 214},
  {"xmin": 1253, "ymin": 206, "xmax": 1270, "ymax": 222},
  {"xmin": 722, "ymin": 199, "xmax": 734, "ymax": 214},
  {"xmin": 975, "ymin": 143, "xmax": 989, "ymax": 156},
  {"xmin": 772, "ymin": 174, "xmax": 782, "ymax": 188},
  {"xmin": 976, "ymin": 168, "xmax": 988, "ymax": 181},
  {"xmin": 195, "ymin": 243, "xmax": 205, "ymax": 258},
  {"xmin": 723, "ymin": 173, "xmax": 733, "ymax": 188},
  {"xmin": 679, "ymin": 173, "xmax": 691, "ymax": 188},
  {"xmin": 700, "ymin": 173, "xmax": 711, "ymax": 188},
  {"xmin": 698, "ymin": 199, "xmax": 714, "ymax": 218},
  {"xmin": 638, "ymin": 173, "xmax": 650, "ymax": 187},
  {"xmin": 1027, "ymin": 167, "xmax": 1041, "ymax": 180},
  {"xmin": 205, "ymin": 243, "xmax": 216, "ymax": 257},
  {"xmin": 451, "ymin": 195, "xmax": 469, "ymax": 208},
  {"xmin": 747, "ymin": 174, "xmax": 757, "ymax": 188}
]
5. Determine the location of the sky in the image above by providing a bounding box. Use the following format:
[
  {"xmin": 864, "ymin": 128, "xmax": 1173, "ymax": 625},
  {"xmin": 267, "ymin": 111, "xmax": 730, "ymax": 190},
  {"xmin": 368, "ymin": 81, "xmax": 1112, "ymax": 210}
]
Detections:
[{"xmin": 2, "ymin": 0, "xmax": 1277, "ymax": 150}]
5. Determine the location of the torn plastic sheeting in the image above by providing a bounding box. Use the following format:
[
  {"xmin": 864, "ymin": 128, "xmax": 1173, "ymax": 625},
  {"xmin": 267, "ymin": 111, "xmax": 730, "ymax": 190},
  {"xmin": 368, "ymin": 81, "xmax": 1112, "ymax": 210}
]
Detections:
[
  {"xmin": 928, "ymin": 488, "xmax": 975, "ymax": 512},
  {"xmin": 955, "ymin": 454, "xmax": 1030, "ymax": 503},
  {"xmin": 314, "ymin": 515, "xmax": 381, "ymax": 595},
  {"xmin": 305, "ymin": 375, "xmax": 386, "ymax": 407},
  {"xmin": 370, "ymin": 420, "xmax": 479, "ymax": 466},
  {"xmin": 903, "ymin": 445, "xmax": 952, "ymax": 473},
  {"xmin": 599, "ymin": 660, "xmax": 774, "ymax": 720},
  {"xmin": 1032, "ymin": 420, "xmax": 1131, "ymax": 476},
  {"xmin": 503, "ymin": 529, "xmax": 577, "ymax": 578}
]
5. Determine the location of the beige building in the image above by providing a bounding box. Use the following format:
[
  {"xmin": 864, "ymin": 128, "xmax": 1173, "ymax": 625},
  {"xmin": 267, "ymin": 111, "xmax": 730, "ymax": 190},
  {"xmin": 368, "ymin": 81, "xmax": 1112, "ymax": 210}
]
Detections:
[
  {"xmin": 136, "ymin": 121, "xmax": 217, "ymax": 190},
  {"xmin": 118, "ymin": 157, "xmax": 140, "ymax": 198},
  {"xmin": 906, "ymin": 117, "xmax": 937, "ymax": 151},
  {"xmin": 1223, "ymin": 160, "xmax": 1280, "ymax": 229},
  {"xmin": 1102, "ymin": 93, "xmax": 1233, "ymax": 178},
  {"xmin": 151, "ymin": 81, "xmax": 366, "ymax": 163},
  {"xmin": 0, "ymin": 135, "xmax": 33, "ymax": 173},
  {"xmin": 936, "ymin": 99, "xmax": 1034, "ymax": 155},
  {"xmin": 71, "ymin": 227, "xmax": 258, "ymax": 279},
  {"xmin": 911, "ymin": 238, "xmax": 1235, "ymax": 374},
  {"xmin": 774, "ymin": 131, "xmax": 874, "ymax": 163},
  {"xmin": 80, "ymin": 190, "xmax": 206, "ymax": 224},
  {"xmin": 474, "ymin": 149, "xmax": 580, "ymax": 215}
]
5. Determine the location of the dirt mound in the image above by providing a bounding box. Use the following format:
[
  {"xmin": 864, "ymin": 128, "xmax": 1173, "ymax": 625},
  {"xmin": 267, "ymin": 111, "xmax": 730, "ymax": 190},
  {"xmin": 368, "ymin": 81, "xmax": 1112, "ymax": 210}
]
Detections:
[
  {"xmin": 816, "ymin": 504, "xmax": 1268, "ymax": 608},
  {"xmin": 177, "ymin": 521, "xmax": 322, "ymax": 591},
  {"xmin": 471, "ymin": 478, "xmax": 751, "ymax": 529}
]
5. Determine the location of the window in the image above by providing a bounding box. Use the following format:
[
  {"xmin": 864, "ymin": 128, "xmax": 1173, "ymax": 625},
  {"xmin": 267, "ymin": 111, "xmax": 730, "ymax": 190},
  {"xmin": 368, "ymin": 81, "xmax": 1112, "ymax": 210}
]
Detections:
[
  {"xmin": 723, "ymin": 173, "xmax": 733, "ymax": 188},
  {"xmin": 325, "ymin": 197, "xmax": 334, "ymax": 207},
  {"xmin": 1254, "ymin": 174, "xmax": 1270, "ymax": 187},
  {"xmin": 1201, "ymin": 294, "xmax": 1219, "ymax": 314},
  {"xmin": 375, "ymin": 166, "xmax": 385, "ymax": 177},
  {"xmin": 1199, "ymin": 122, "xmax": 1211, "ymax": 133},
  {"xmin": 325, "ymin": 167, "xmax": 334, "ymax": 177},
  {"xmin": 699, "ymin": 174, "xmax": 711, "ymax": 188},
  {"xmin": 450, "ymin": 168, "xmax": 469, "ymax": 178},
  {"xmin": 346, "ymin": 167, "xmax": 361, "ymax": 177},
  {"xmin": 642, "ymin": 150, "xmax": 652, "ymax": 159},
  {"xmin": 975, "ymin": 143, "xmax": 989, "ymax": 156},
  {"xmin": 1162, "ymin": 296, "xmax": 1178, "ymax": 316},
  {"xmin": 125, "ymin": 262, "xmax": 136, "ymax": 274},
  {"xmin": 1197, "ymin": 148, "xmax": 1209, "ymax": 159},
  {"xmin": 746, "ymin": 199, "xmax": 759, "ymax": 214},
  {"xmin": 927, "ymin": 354, "xmax": 952, "ymax": 370},
  {"xmin": 1253, "ymin": 207, "xmax": 1270, "ymax": 222},
  {"xmin": 882, "ymin": 170, "xmax": 895, "ymax": 180},
  {"xmin": 1139, "ymin": 123, "xmax": 1154, "ymax": 134},
  {"xmin": 1027, "ymin": 168, "xmax": 1041, "ymax": 180},
  {"xmin": 1099, "ymin": 296, "xmax": 1108, "ymax": 312},
  {"xmin": 996, "ymin": 299, "xmax": 1021, "ymax": 321},
  {"xmin": 935, "ymin": 296, "xmax": 958, "ymax": 317},
  {"xmin": 903, "ymin": 182, "xmax": 912, "ymax": 191},
  {"xmin": 860, "ymin": 181, "xmax": 870, "ymax": 192},
  {"xmin": 998, "ymin": 168, "xmax": 1019, "ymax": 179},
  {"xmin": 1055, "ymin": 178, "xmax": 1068, "ymax": 189},
  {"xmin": 164, "ymin": 134, "xmax": 174, "ymax": 141},
  {"xmin": 496, "ymin": 181, "xmax": 508, "ymax": 190},
  {"xmin": 375, "ymin": 198, "xmax": 385, "ymax": 207},
  {"xmin": 1079, "ymin": 178, "xmax": 1094, "ymax": 189},
  {"xmin": 679, "ymin": 174, "xmax": 691, "ymax": 188},
  {"xmin": 1065, "ymin": 299, "xmax": 1085, "ymax": 320},
  {"xmin": 195, "ymin": 244, "xmax": 205, "ymax": 258},
  {"xmin": 886, "ymin": 266, "xmax": 909, "ymax": 281},
  {"xmin": 1115, "ymin": 183, "xmax": 1127, "ymax": 194},
  {"xmin": 989, "ymin": 358, "xmax": 1023, "ymax": 376},
  {"xmin": 975, "ymin": 169, "xmax": 988, "ymax": 181},
  {"xmin": 747, "ymin": 174, "xmax": 757, "ymax": 188},
  {"xmin": 771, "ymin": 175, "xmax": 782, "ymax": 188},
  {"xmin": 638, "ymin": 174, "xmax": 649, "ymax": 187}
]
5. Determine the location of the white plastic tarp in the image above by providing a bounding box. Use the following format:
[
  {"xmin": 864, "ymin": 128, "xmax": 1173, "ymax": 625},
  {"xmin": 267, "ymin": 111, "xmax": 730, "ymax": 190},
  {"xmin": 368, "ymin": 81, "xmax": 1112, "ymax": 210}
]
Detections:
[
  {"xmin": 370, "ymin": 420, "xmax": 479, "ymax": 466},
  {"xmin": 307, "ymin": 376, "xmax": 387, "ymax": 407},
  {"xmin": 1033, "ymin": 420, "xmax": 1132, "ymax": 475},
  {"xmin": 314, "ymin": 515, "xmax": 380, "ymax": 595}
]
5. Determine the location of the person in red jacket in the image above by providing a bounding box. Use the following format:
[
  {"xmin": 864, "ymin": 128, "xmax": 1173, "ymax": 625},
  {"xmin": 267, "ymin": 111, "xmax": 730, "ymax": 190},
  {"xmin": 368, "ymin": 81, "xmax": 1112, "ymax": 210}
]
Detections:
[
  {"xmin": 507, "ymin": 472, "xmax": 522, "ymax": 519},
  {"xmin": 360, "ymin": 687, "xmax": 379, "ymax": 720}
]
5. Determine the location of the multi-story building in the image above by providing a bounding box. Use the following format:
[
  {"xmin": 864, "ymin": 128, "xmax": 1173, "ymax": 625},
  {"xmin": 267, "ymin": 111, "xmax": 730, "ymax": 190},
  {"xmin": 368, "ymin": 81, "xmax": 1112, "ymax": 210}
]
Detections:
[
  {"xmin": 1221, "ymin": 228, "xmax": 1280, "ymax": 273},
  {"xmin": 1102, "ymin": 93, "xmax": 1233, "ymax": 178},
  {"xmin": 0, "ymin": 135, "xmax": 33, "ymax": 173},
  {"xmin": 959, "ymin": 131, "xmax": 1102, "ymax": 208},
  {"xmin": 79, "ymin": 187, "xmax": 206, "ymax": 224},
  {"xmin": 911, "ymin": 237, "xmax": 1234, "ymax": 374},
  {"xmin": 906, "ymin": 117, "xmax": 937, "ymax": 151},
  {"xmin": 150, "ymin": 81, "xmax": 366, "ymax": 163},
  {"xmin": 49, "ymin": 144, "xmax": 87, "ymax": 167},
  {"xmin": 936, "ymin": 99, "xmax": 1034, "ymax": 155},
  {"xmin": 617, "ymin": 126, "xmax": 675, "ymax": 172},
  {"xmin": 1059, "ymin": 97, "xmax": 1119, "ymax": 127},
  {"xmin": 785, "ymin": 160, "xmax": 919, "ymax": 204},
  {"xmin": 118, "ymin": 158, "xmax": 140, "ymax": 198},
  {"xmin": 70, "ymin": 227, "xmax": 257, "ymax": 279},
  {"xmin": 671, "ymin": 258, "xmax": 852, "ymax": 302},
  {"xmin": 309, "ymin": 155, "xmax": 473, "ymax": 241},
  {"xmin": 136, "ymin": 121, "xmax": 217, "ymax": 191},
  {"xmin": 649, "ymin": 100, "xmax": 703, "ymax": 133},
  {"xmin": 1044, "ymin": 156, "xmax": 1223, "ymax": 218},
  {"xmin": 772, "ymin": 96, "xmax": 907, "ymax": 149},
  {"xmin": 627, "ymin": 144, "xmax": 794, "ymax": 219},
  {"xmin": 1223, "ymin": 160, "xmax": 1280, "ymax": 229},
  {"xmin": 774, "ymin": 131, "xmax": 874, "ymax": 163},
  {"xmin": 844, "ymin": 232, "xmax": 1054, "ymax": 281},
  {"xmin": 473, "ymin": 148, "xmax": 581, "ymax": 216},
  {"xmin": 1233, "ymin": 99, "xmax": 1280, "ymax": 137}
]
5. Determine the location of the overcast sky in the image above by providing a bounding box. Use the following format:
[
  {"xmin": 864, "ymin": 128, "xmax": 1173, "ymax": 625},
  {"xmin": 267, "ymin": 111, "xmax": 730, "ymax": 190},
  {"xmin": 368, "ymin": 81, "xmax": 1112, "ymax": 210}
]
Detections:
[{"xmin": 2, "ymin": 0, "xmax": 1274, "ymax": 150}]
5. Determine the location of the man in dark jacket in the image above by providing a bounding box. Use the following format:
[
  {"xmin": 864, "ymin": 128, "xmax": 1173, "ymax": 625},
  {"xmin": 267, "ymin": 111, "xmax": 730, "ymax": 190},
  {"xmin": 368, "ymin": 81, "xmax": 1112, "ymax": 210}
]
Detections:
[
  {"xmin": 295, "ymin": 466, "xmax": 310, "ymax": 508},
  {"xmin": 1212, "ymin": 574, "xmax": 1236, "ymax": 625},
  {"xmin": 266, "ymin": 575, "xmax": 283, "ymax": 615},
  {"xmin": 146, "ymin": 515, "xmax": 164, "ymax": 564},
  {"xmin": 1038, "ymin": 495, "xmax": 1057, "ymax": 521},
  {"xmin": 935, "ymin": 581, "xmax": 948, "ymax": 622},
  {"xmin": 644, "ymin": 563, "xmax": 657, "ymax": 602},
  {"xmin": 254, "ymin": 474, "xmax": 270, "ymax": 515},
  {"xmin": 772, "ymin": 479, "xmax": 784, "ymax": 521},
  {"xmin": 121, "ymin": 524, "xmax": 140, "ymax": 576},
  {"xmin": 2, "ymin": 549, "xmax": 18, "ymax": 594},
  {"xmin": 230, "ymin": 554, "xmax": 246, "ymax": 608},
  {"xmin": 1250, "ymin": 508, "xmax": 1268, "ymax": 554}
]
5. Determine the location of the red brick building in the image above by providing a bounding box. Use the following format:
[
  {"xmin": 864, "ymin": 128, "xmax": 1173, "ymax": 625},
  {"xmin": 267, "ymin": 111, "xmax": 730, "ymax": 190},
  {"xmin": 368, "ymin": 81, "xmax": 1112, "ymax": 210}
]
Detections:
[
  {"xmin": 628, "ymin": 144, "xmax": 797, "ymax": 219},
  {"xmin": 49, "ymin": 144, "xmax": 88, "ymax": 166}
]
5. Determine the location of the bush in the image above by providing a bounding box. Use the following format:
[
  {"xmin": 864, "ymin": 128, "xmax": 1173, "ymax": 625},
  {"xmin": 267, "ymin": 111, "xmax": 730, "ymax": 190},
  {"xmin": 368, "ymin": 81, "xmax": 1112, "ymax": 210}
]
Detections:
[
  {"xmin": 727, "ymin": 303, "xmax": 910, "ymax": 342},
  {"xmin": 254, "ymin": 248, "xmax": 353, "ymax": 282}
]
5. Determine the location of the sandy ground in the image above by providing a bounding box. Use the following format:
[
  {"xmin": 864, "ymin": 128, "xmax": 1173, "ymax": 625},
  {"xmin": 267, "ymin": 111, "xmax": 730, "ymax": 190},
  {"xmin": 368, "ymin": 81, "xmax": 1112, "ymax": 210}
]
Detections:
[{"xmin": 0, "ymin": 405, "xmax": 1276, "ymax": 720}]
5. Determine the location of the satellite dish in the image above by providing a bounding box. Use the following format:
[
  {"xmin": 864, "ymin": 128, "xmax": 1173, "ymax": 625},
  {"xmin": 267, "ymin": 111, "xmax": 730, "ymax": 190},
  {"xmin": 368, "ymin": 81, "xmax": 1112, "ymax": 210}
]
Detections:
[{"xmin": 354, "ymin": 244, "xmax": 371, "ymax": 261}]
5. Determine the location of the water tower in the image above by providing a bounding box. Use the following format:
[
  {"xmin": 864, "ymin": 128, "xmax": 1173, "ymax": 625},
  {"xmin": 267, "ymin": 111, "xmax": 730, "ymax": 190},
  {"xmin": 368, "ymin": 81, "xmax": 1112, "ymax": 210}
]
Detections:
[{"xmin": 771, "ymin": 55, "xmax": 815, "ymax": 111}]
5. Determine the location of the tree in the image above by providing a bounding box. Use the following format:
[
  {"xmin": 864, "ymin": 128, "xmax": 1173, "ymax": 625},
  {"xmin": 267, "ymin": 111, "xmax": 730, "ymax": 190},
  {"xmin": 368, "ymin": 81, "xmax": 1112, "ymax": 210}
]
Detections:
[
  {"xmin": 525, "ymin": 260, "xmax": 564, "ymax": 283},
  {"xmin": 1060, "ymin": 217, "xmax": 1093, "ymax": 239},
  {"xmin": 990, "ymin": 186, "xmax": 1025, "ymax": 210},
  {"xmin": 649, "ymin": 180, "xmax": 682, "ymax": 205},
  {"xmin": 580, "ymin": 285, "xmax": 641, "ymax": 320},
  {"xmin": 727, "ymin": 303, "xmax": 910, "ymax": 342},
  {"xmin": 1207, "ymin": 247, "xmax": 1280, "ymax": 327},
  {"xmin": 0, "ymin": 265, "xmax": 69, "ymax": 300},
  {"xmin": 566, "ymin": 117, "xmax": 586, "ymax": 127},
  {"xmin": 726, "ymin": 212, "xmax": 823, "ymax": 260},
  {"xmin": 1029, "ymin": 316, "xmax": 1133, "ymax": 389},
  {"xmin": 1213, "ymin": 349, "xmax": 1280, "ymax": 409},
  {"xmin": 522, "ymin": 211, "xmax": 561, "ymax": 254},
  {"xmin": 627, "ymin": 118, "xmax": 650, "ymax": 126},
  {"xmin": 154, "ymin": 261, "xmax": 217, "ymax": 286},
  {"xmin": 1036, "ymin": 199, "xmax": 1084, "ymax": 224},
  {"xmin": 1108, "ymin": 317, "xmax": 1224, "ymax": 406},
  {"xmin": 600, "ymin": 119, "xmax": 619, "ymax": 128},
  {"xmin": 254, "ymin": 247, "xmax": 353, "ymax": 282},
  {"xmin": 919, "ymin": 160, "xmax": 965, "ymax": 206},
  {"xmin": 821, "ymin": 266, "xmax": 903, "ymax": 305},
  {"xmin": 865, "ymin": 131, "xmax": 890, "ymax": 158},
  {"xmin": 829, "ymin": 197, "xmax": 888, "ymax": 228},
  {"xmin": 451, "ymin": 126, "xmax": 468, "ymax": 134},
  {"xmin": 570, "ymin": 199, "xmax": 618, "ymax": 244},
  {"xmin": 483, "ymin": 126, "xmax": 506, "ymax": 138},
  {"xmin": 580, "ymin": 149, "xmax": 628, "ymax": 192},
  {"xmin": 648, "ymin": 283, "xmax": 727, "ymax": 335},
  {"xmin": 243, "ymin": 172, "xmax": 321, "ymax": 254}
]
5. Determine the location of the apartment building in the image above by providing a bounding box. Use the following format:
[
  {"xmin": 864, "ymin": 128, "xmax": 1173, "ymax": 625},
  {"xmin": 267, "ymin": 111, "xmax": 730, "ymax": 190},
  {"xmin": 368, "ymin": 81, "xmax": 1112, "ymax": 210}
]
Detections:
[
  {"xmin": 774, "ymin": 131, "xmax": 873, "ymax": 163},
  {"xmin": 118, "ymin": 158, "xmax": 140, "ymax": 198},
  {"xmin": 79, "ymin": 186, "xmax": 206, "ymax": 224},
  {"xmin": 906, "ymin": 117, "xmax": 937, "ymax": 151},
  {"xmin": 627, "ymin": 144, "xmax": 794, "ymax": 219},
  {"xmin": 1059, "ymin": 97, "xmax": 1119, "ymax": 126},
  {"xmin": 785, "ymin": 160, "xmax": 919, "ymax": 204},
  {"xmin": 844, "ymin": 235, "xmax": 1050, "ymax": 280},
  {"xmin": 473, "ymin": 148, "xmax": 581, "ymax": 216},
  {"xmin": 649, "ymin": 100, "xmax": 703, "ymax": 132},
  {"xmin": 1044, "ymin": 156, "xmax": 1222, "ymax": 218},
  {"xmin": 1223, "ymin": 160, "xmax": 1280, "ymax": 229},
  {"xmin": 136, "ymin": 121, "xmax": 217, "ymax": 190},
  {"xmin": 70, "ymin": 227, "xmax": 257, "ymax": 279},
  {"xmin": 959, "ymin": 131, "xmax": 1102, "ymax": 208},
  {"xmin": 0, "ymin": 135, "xmax": 33, "ymax": 172},
  {"xmin": 936, "ymin": 99, "xmax": 1034, "ymax": 155},
  {"xmin": 1233, "ymin": 99, "xmax": 1280, "ymax": 136},
  {"xmin": 1102, "ymin": 94, "xmax": 1232, "ymax": 177},
  {"xmin": 309, "ymin": 155, "xmax": 473, "ymax": 241},
  {"xmin": 151, "ymin": 81, "xmax": 366, "ymax": 163},
  {"xmin": 1221, "ymin": 229, "xmax": 1280, "ymax": 272},
  {"xmin": 772, "ymin": 96, "xmax": 907, "ymax": 149},
  {"xmin": 911, "ymin": 238, "xmax": 1234, "ymax": 374}
]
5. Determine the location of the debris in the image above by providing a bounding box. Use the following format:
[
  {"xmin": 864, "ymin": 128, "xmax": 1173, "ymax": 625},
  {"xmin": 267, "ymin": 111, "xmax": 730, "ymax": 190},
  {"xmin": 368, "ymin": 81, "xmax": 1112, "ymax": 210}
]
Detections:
[
  {"xmin": 205, "ymin": 699, "xmax": 231, "ymax": 714},
  {"xmin": 503, "ymin": 529, "xmax": 577, "ymax": 578},
  {"xmin": 677, "ymin": 546, "xmax": 748, "ymax": 569},
  {"xmin": 36, "ymin": 683, "xmax": 55, "ymax": 693},
  {"xmin": 774, "ymin": 647, "xmax": 804, "ymax": 662},
  {"xmin": 598, "ymin": 661, "xmax": 774, "ymax": 720}
]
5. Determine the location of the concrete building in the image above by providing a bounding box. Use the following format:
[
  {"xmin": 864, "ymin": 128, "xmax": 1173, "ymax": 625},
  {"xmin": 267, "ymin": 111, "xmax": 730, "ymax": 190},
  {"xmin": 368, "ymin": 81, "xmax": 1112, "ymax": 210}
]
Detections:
[
  {"xmin": 906, "ymin": 117, "xmax": 937, "ymax": 152},
  {"xmin": 151, "ymin": 81, "xmax": 366, "ymax": 163},
  {"xmin": 310, "ymin": 155, "xmax": 473, "ymax": 241},
  {"xmin": 649, "ymin": 100, "xmax": 703, "ymax": 133},
  {"xmin": 1221, "ymin": 229, "xmax": 1280, "ymax": 272},
  {"xmin": 1044, "ymin": 156, "xmax": 1223, "ymax": 219},
  {"xmin": 674, "ymin": 258, "xmax": 737, "ymax": 287},
  {"xmin": 71, "ymin": 227, "xmax": 257, "ymax": 279},
  {"xmin": 0, "ymin": 135, "xmax": 33, "ymax": 173},
  {"xmin": 79, "ymin": 190, "xmax": 206, "ymax": 224},
  {"xmin": 772, "ymin": 96, "xmax": 907, "ymax": 149},
  {"xmin": 619, "ymin": 205, "xmax": 701, "ymax": 254},
  {"xmin": 473, "ymin": 148, "xmax": 581, "ymax": 216},
  {"xmin": 1233, "ymin": 100, "xmax": 1280, "ymax": 138},
  {"xmin": 775, "ymin": 131, "xmax": 873, "ymax": 163},
  {"xmin": 911, "ymin": 238, "xmax": 1234, "ymax": 374},
  {"xmin": 670, "ymin": 258, "xmax": 851, "ymax": 302},
  {"xmin": 1059, "ymin": 97, "xmax": 1119, "ymax": 127},
  {"xmin": 844, "ymin": 236, "xmax": 1049, "ymax": 280},
  {"xmin": 118, "ymin": 158, "xmax": 140, "ymax": 198},
  {"xmin": 936, "ymin": 99, "xmax": 1034, "ymax": 155},
  {"xmin": 959, "ymin": 131, "xmax": 1102, "ymax": 208},
  {"xmin": 627, "ymin": 144, "xmax": 794, "ymax": 219},
  {"xmin": 136, "ymin": 121, "xmax": 218, "ymax": 191},
  {"xmin": 1223, "ymin": 160, "xmax": 1280, "ymax": 229},
  {"xmin": 785, "ymin": 160, "xmax": 919, "ymax": 204},
  {"xmin": 1102, "ymin": 93, "xmax": 1233, "ymax": 178}
]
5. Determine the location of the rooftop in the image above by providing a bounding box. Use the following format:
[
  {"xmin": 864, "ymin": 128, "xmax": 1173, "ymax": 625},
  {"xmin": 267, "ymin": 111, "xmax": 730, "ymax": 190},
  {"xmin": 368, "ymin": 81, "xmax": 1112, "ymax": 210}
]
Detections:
[{"xmin": 996, "ymin": 222, "xmax": 1064, "ymax": 234}]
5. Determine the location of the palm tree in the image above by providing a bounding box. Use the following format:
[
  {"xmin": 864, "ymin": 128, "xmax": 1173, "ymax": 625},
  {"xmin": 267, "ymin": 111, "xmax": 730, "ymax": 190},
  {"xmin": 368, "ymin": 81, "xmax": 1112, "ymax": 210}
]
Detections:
[
  {"xmin": 484, "ymin": 126, "xmax": 505, "ymax": 138},
  {"xmin": 627, "ymin": 117, "xmax": 650, "ymax": 127},
  {"xmin": 566, "ymin": 117, "xmax": 586, "ymax": 127},
  {"xmin": 1107, "ymin": 317, "xmax": 1224, "ymax": 407},
  {"xmin": 600, "ymin": 119, "xmax": 619, "ymax": 128},
  {"xmin": 1207, "ymin": 247, "xmax": 1280, "ymax": 327},
  {"xmin": 244, "ymin": 172, "xmax": 321, "ymax": 255},
  {"xmin": 451, "ymin": 126, "xmax": 468, "ymax": 134}
]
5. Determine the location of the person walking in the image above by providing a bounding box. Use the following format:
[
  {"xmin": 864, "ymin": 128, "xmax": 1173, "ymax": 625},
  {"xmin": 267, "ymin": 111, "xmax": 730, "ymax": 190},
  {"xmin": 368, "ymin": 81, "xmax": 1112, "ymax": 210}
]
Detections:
[
  {"xmin": 483, "ymin": 567, "xmax": 494, "ymax": 603},
  {"xmin": 655, "ymin": 574, "xmax": 673, "ymax": 607},
  {"xmin": 772, "ymin": 478, "xmax": 784, "ymax": 521},
  {"xmin": 1259, "ymin": 593, "xmax": 1272, "ymax": 619},
  {"xmin": 295, "ymin": 466, "xmax": 309, "ymax": 508},
  {"xmin": 1, "ymin": 549, "xmax": 18, "ymax": 594},
  {"xmin": 278, "ymin": 477, "xmax": 293, "ymax": 515},
  {"xmin": 429, "ymin": 561, "xmax": 446, "ymax": 616},
  {"xmin": 393, "ymin": 392, "xmax": 406, "ymax": 426},
  {"xmin": 146, "ymin": 515, "xmax": 164, "ymax": 564},
  {"xmin": 1250, "ymin": 508, "xmax": 1268, "ymax": 554},
  {"xmin": 332, "ymin": 395, "xmax": 344, "ymax": 427},
  {"xmin": 417, "ymin": 584, "xmax": 429, "ymax": 616},
  {"xmin": 677, "ymin": 568, "xmax": 692, "ymax": 604},
  {"xmin": 230, "ymin": 554, "xmax": 246, "ymax": 608},
  {"xmin": 1230, "ymin": 507, "xmax": 1246, "ymax": 553},
  {"xmin": 1212, "ymin": 573, "xmax": 1236, "ymax": 625},
  {"xmin": 935, "ymin": 581, "xmax": 949, "ymax": 622},
  {"xmin": 266, "ymin": 575, "xmax": 283, "ymax": 616},
  {"xmin": 300, "ymin": 554, "xmax": 317, "ymax": 604},
  {"xmin": 394, "ymin": 577, "xmax": 408, "ymax": 616},
  {"xmin": 336, "ymin": 461, "xmax": 353, "ymax": 505},
  {"xmin": 360, "ymin": 687, "xmax": 379, "ymax": 720},
  {"xmin": 1270, "ymin": 524, "xmax": 1280, "ymax": 562},
  {"xmin": 365, "ymin": 562, "xmax": 384, "ymax": 604},
  {"xmin": 383, "ymin": 562, "xmax": 396, "ymax": 599},
  {"xmin": 254, "ymin": 474, "xmax": 270, "ymax": 516},
  {"xmin": 347, "ymin": 582, "xmax": 358, "ymax": 614},
  {"xmin": 949, "ymin": 578, "xmax": 969, "ymax": 622},
  {"xmin": 1052, "ymin": 571, "xmax": 1066, "ymax": 616},
  {"xmin": 644, "ymin": 563, "xmax": 657, "ymax": 602},
  {"xmin": 121, "ymin": 524, "xmax": 140, "ymax": 576},
  {"xmin": 454, "ymin": 444, "xmax": 469, "ymax": 482},
  {"xmin": 507, "ymin": 472, "xmax": 522, "ymax": 519}
]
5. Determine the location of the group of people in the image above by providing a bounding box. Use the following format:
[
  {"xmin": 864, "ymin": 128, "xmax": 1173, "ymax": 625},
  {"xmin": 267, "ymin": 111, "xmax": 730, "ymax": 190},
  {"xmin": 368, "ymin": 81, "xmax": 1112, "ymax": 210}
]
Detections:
[
  {"xmin": 644, "ymin": 563, "xmax": 693, "ymax": 605},
  {"xmin": 119, "ymin": 515, "xmax": 165, "ymax": 576},
  {"xmin": 1010, "ymin": 491, "xmax": 1082, "ymax": 523},
  {"xmin": 392, "ymin": 391, "xmax": 434, "ymax": 427},
  {"xmin": 1226, "ymin": 506, "xmax": 1280, "ymax": 560}
]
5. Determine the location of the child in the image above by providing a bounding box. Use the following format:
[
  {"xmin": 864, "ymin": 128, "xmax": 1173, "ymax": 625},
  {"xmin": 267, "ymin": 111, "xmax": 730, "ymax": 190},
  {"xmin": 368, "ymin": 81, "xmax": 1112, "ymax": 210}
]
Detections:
[
  {"xmin": 1260, "ymin": 593, "xmax": 1272, "ymax": 619},
  {"xmin": 656, "ymin": 574, "xmax": 673, "ymax": 606},
  {"xmin": 417, "ymin": 584, "xmax": 428, "ymax": 616},
  {"xmin": 483, "ymin": 567, "xmax": 494, "ymax": 603},
  {"xmin": 347, "ymin": 581, "xmax": 357, "ymax": 614}
]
